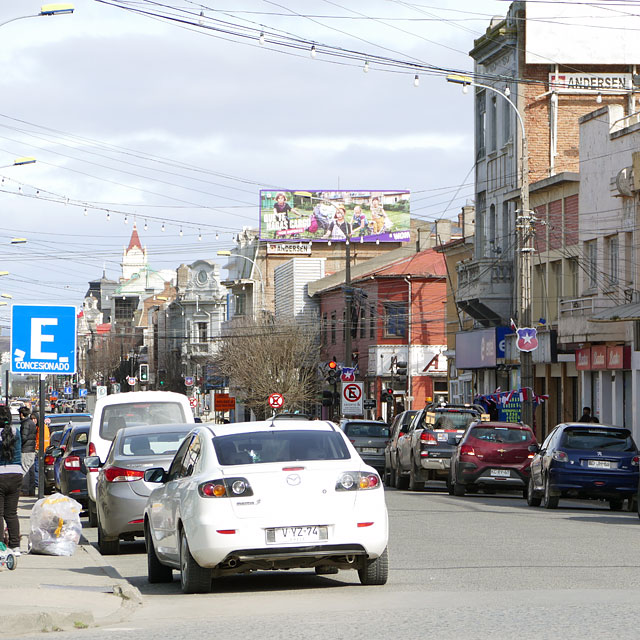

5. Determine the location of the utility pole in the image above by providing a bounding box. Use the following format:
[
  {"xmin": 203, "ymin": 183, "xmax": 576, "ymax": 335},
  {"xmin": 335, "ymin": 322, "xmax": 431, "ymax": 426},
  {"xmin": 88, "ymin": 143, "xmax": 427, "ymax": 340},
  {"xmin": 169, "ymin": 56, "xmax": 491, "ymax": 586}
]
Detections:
[{"xmin": 344, "ymin": 238, "xmax": 353, "ymax": 368}]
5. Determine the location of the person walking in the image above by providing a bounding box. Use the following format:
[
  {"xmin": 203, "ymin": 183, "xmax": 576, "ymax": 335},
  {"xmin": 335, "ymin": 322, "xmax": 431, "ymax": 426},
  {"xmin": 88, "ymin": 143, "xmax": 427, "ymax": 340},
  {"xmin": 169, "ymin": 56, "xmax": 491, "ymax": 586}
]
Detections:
[
  {"xmin": 577, "ymin": 406, "xmax": 599, "ymax": 423},
  {"xmin": 18, "ymin": 407, "xmax": 37, "ymax": 496},
  {"xmin": 0, "ymin": 405, "xmax": 23, "ymax": 555}
]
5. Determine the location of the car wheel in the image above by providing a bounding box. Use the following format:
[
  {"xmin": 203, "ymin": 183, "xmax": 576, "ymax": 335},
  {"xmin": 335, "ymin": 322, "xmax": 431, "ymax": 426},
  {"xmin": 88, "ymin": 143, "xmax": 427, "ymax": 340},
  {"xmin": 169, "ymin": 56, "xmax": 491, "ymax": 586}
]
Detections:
[
  {"xmin": 447, "ymin": 469, "xmax": 454, "ymax": 496},
  {"xmin": 145, "ymin": 523, "xmax": 173, "ymax": 584},
  {"xmin": 543, "ymin": 476, "xmax": 559, "ymax": 509},
  {"xmin": 180, "ymin": 529, "xmax": 211, "ymax": 594},
  {"xmin": 358, "ymin": 548, "xmax": 389, "ymax": 586},
  {"xmin": 466, "ymin": 485, "xmax": 479, "ymax": 494},
  {"xmin": 88, "ymin": 500, "xmax": 98, "ymax": 527},
  {"xmin": 389, "ymin": 464, "xmax": 397, "ymax": 488},
  {"xmin": 395, "ymin": 470, "xmax": 409, "ymax": 490},
  {"xmin": 408, "ymin": 463, "xmax": 424, "ymax": 491},
  {"xmin": 609, "ymin": 498, "xmax": 624, "ymax": 511},
  {"xmin": 526, "ymin": 476, "xmax": 542, "ymax": 507},
  {"xmin": 97, "ymin": 516, "xmax": 119, "ymax": 556},
  {"xmin": 453, "ymin": 481, "xmax": 466, "ymax": 497}
]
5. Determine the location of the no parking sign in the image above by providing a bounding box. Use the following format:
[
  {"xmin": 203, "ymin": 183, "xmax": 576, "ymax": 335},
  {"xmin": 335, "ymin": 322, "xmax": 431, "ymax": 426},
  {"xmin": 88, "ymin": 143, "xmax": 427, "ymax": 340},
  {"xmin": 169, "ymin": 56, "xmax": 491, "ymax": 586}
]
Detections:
[{"xmin": 341, "ymin": 382, "xmax": 363, "ymax": 416}]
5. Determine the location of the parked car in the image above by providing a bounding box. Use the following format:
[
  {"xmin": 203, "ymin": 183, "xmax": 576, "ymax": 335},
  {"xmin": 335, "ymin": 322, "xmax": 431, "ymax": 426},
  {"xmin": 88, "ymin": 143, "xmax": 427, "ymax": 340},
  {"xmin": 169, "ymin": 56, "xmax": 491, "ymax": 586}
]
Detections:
[
  {"xmin": 384, "ymin": 410, "xmax": 418, "ymax": 486},
  {"xmin": 52, "ymin": 425, "xmax": 90, "ymax": 507},
  {"xmin": 86, "ymin": 391, "xmax": 195, "ymax": 527},
  {"xmin": 88, "ymin": 423, "xmax": 195, "ymax": 555},
  {"xmin": 395, "ymin": 403, "xmax": 489, "ymax": 490},
  {"xmin": 52, "ymin": 425, "xmax": 75, "ymax": 492},
  {"xmin": 143, "ymin": 419, "xmax": 389, "ymax": 593},
  {"xmin": 527, "ymin": 423, "xmax": 639, "ymax": 510},
  {"xmin": 339, "ymin": 419, "xmax": 390, "ymax": 473},
  {"xmin": 45, "ymin": 413, "xmax": 92, "ymax": 434},
  {"xmin": 43, "ymin": 430, "xmax": 66, "ymax": 493},
  {"xmin": 448, "ymin": 421, "xmax": 536, "ymax": 497}
]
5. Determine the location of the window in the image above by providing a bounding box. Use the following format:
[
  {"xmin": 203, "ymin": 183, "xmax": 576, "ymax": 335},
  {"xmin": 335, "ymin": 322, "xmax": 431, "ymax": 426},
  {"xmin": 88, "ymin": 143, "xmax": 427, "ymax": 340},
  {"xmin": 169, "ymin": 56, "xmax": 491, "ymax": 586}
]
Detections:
[
  {"xmin": 167, "ymin": 435, "xmax": 194, "ymax": 481},
  {"xmin": 384, "ymin": 303, "xmax": 407, "ymax": 337},
  {"xmin": 476, "ymin": 90, "xmax": 486, "ymax": 158},
  {"xmin": 359, "ymin": 307, "xmax": 366, "ymax": 339},
  {"xmin": 586, "ymin": 240, "xmax": 597, "ymax": 289},
  {"xmin": 502, "ymin": 202, "xmax": 510, "ymax": 253},
  {"xmin": 234, "ymin": 292, "xmax": 246, "ymax": 316},
  {"xmin": 342, "ymin": 309, "xmax": 346, "ymax": 342},
  {"xmin": 568, "ymin": 258, "xmax": 578, "ymax": 297},
  {"xmin": 606, "ymin": 235, "xmax": 619, "ymax": 287},
  {"xmin": 476, "ymin": 191, "xmax": 486, "ymax": 258},
  {"xmin": 194, "ymin": 321, "xmax": 207, "ymax": 344},
  {"xmin": 369, "ymin": 305, "xmax": 375, "ymax": 339},
  {"xmin": 331, "ymin": 311, "xmax": 336, "ymax": 344},
  {"xmin": 502, "ymin": 91, "xmax": 511, "ymax": 144},
  {"xmin": 121, "ymin": 430, "xmax": 188, "ymax": 456},
  {"xmin": 560, "ymin": 427, "xmax": 635, "ymax": 451},
  {"xmin": 488, "ymin": 204, "xmax": 496, "ymax": 253},
  {"xmin": 489, "ymin": 96, "xmax": 497, "ymax": 152},
  {"xmin": 322, "ymin": 312, "xmax": 328, "ymax": 346},
  {"xmin": 100, "ymin": 402, "xmax": 186, "ymax": 440}
]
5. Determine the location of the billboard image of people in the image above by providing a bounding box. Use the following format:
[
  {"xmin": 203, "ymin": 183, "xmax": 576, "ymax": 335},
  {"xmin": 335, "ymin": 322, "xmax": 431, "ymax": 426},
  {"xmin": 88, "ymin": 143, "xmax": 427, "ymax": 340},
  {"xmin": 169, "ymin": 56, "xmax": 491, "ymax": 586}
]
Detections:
[{"xmin": 259, "ymin": 190, "xmax": 411, "ymax": 243}]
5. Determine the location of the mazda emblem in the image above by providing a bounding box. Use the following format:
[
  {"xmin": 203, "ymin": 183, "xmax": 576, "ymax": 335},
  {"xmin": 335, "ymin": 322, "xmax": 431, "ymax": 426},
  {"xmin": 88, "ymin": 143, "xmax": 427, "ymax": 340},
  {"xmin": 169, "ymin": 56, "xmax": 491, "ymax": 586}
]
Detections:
[{"xmin": 286, "ymin": 474, "xmax": 301, "ymax": 486}]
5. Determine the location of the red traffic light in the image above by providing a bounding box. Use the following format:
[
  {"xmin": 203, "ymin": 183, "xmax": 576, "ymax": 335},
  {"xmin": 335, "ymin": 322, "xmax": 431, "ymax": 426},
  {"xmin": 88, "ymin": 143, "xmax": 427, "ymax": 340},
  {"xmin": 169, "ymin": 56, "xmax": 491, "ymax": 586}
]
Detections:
[
  {"xmin": 328, "ymin": 361, "xmax": 338, "ymax": 370},
  {"xmin": 385, "ymin": 389, "xmax": 394, "ymax": 396}
]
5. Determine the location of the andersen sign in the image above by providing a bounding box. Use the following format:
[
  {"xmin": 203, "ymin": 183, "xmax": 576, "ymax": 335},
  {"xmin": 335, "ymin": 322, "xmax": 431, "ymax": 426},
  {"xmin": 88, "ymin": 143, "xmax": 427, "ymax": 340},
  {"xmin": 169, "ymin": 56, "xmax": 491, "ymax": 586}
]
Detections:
[{"xmin": 549, "ymin": 73, "xmax": 632, "ymax": 94}]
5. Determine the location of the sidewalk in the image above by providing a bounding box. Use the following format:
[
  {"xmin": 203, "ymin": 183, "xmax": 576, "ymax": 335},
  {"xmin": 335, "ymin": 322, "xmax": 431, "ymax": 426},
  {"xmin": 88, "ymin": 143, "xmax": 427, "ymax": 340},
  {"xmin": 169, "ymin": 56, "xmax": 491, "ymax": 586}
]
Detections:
[{"xmin": 0, "ymin": 497, "xmax": 142, "ymax": 637}]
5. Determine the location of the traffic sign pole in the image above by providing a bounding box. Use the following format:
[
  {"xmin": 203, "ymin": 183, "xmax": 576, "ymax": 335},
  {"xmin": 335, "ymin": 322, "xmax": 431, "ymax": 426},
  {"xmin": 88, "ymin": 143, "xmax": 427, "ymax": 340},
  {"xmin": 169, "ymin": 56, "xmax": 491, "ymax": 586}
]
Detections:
[{"xmin": 38, "ymin": 374, "xmax": 46, "ymax": 499}]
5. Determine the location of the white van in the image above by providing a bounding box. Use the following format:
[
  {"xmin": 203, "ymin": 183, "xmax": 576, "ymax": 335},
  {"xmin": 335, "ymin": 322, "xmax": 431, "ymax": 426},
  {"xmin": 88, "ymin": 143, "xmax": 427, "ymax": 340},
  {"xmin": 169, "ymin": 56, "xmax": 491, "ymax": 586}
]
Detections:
[{"xmin": 86, "ymin": 391, "xmax": 194, "ymax": 525}]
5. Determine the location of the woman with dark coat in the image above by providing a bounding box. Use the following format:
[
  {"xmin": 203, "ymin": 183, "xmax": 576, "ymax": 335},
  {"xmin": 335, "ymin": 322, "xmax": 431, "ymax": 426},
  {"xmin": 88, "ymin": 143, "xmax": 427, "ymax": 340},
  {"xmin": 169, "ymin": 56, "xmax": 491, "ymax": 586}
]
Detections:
[{"xmin": 0, "ymin": 405, "xmax": 23, "ymax": 555}]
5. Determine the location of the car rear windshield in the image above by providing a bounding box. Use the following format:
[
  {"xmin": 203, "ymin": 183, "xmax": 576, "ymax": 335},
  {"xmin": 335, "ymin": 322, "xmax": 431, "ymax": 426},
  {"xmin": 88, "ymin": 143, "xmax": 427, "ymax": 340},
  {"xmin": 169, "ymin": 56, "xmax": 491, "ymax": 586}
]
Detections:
[
  {"xmin": 561, "ymin": 428, "xmax": 636, "ymax": 451},
  {"xmin": 213, "ymin": 430, "xmax": 351, "ymax": 465},
  {"xmin": 100, "ymin": 403, "xmax": 186, "ymax": 440},
  {"xmin": 469, "ymin": 426, "xmax": 532, "ymax": 443},
  {"xmin": 120, "ymin": 431, "xmax": 187, "ymax": 457},
  {"xmin": 343, "ymin": 422, "xmax": 390, "ymax": 438},
  {"xmin": 431, "ymin": 411, "xmax": 478, "ymax": 430},
  {"xmin": 72, "ymin": 430, "xmax": 88, "ymax": 448}
]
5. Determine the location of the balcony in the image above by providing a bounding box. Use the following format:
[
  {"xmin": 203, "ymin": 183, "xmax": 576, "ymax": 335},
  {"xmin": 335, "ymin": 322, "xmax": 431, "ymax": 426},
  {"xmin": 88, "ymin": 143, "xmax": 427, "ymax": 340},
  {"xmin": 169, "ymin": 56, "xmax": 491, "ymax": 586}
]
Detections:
[
  {"xmin": 557, "ymin": 296, "xmax": 627, "ymax": 344},
  {"xmin": 182, "ymin": 342, "xmax": 214, "ymax": 357},
  {"xmin": 455, "ymin": 258, "xmax": 513, "ymax": 326}
]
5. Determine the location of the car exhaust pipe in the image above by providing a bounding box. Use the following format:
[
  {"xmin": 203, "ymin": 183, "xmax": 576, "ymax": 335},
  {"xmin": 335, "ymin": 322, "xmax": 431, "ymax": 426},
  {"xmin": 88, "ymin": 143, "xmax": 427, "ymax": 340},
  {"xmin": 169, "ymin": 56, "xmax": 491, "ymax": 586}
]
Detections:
[
  {"xmin": 226, "ymin": 558, "xmax": 238, "ymax": 568},
  {"xmin": 346, "ymin": 555, "xmax": 356, "ymax": 564}
]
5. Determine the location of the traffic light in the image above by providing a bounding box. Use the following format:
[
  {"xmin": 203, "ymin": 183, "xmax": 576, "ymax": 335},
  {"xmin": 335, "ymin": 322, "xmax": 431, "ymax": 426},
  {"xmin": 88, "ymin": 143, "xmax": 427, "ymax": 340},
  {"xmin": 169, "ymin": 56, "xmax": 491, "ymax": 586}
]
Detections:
[
  {"xmin": 322, "ymin": 390, "xmax": 334, "ymax": 406},
  {"xmin": 139, "ymin": 364, "xmax": 149, "ymax": 383},
  {"xmin": 326, "ymin": 361, "xmax": 340, "ymax": 385},
  {"xmin": 395, "ymin": 360, "xmax": 408, "ymax": 387},
  {"xmin": 383, "ymin": 389, "xmax": 394, "ymax": 403}
]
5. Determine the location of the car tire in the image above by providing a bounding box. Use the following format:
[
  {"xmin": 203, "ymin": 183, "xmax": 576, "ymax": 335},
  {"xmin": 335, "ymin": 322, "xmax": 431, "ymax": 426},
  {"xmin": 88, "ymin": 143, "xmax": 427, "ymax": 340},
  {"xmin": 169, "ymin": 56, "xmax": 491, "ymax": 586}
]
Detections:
[
  {"xmin": 453, "ymin": 481, "xmax": 466, "ymax": 497},
  {"xmin": 389, "ymin": 464, "xmax": 397, "ymax": 488},
  {"xmin": 180, "ymin": 529, "xmax": 211, "ymax": 594},
  {"xmin": 358, "ymin": 547, "xmax": 389, "ymax": 586},
  {"xmin": 447, "ymin": 469, "xmax": 455, "ymax": 496},
  {"xmin": 542, "ymin": 476, "xmax": 559, "ymax": 509},
  {"xmin": 466, "ymin": 485, "xmax": 479, "ymax": 494},
  {"xmin": 408, "ymin": 463, "xmax": 424, "ymax": 491},
  {"xmin": 97, "ymin": 516, "xmax": 119, "ymax": 556},
  {"xmin": 526, "ymin": 476, "xmax": 542, "ymax": 507},
  {"xmin": 609, "ymin": 499, "xmax": 624, "ymax": 511},
  {"xmin": 145, "ymin": 523, "xmax": 173, "ymax": 584},
  {"xmin": 88, "ymin": 500, "xmax": 98, "ymax": 527},
  {"xmin": 395, "ymin": 471, "xmax": 409, "ymax": 490}
]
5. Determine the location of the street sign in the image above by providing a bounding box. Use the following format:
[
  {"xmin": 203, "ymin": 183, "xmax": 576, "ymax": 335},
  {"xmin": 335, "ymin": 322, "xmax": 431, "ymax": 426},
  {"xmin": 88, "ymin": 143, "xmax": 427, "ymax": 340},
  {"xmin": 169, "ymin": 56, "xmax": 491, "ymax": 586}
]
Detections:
[
  {"xmin": 363, "ymin": 399, "xmax": 377, "ymax": 410},
  {"xmin": 341, "ymin": 382, "xmax": 364, "ymax": 416},
  {"xmin": 268, "ymin": 393, "xmax": 284, "ymax": 409},
  {"xmin": 11, "ymin": 305, "xmax": 77, "ymax": 375},
  {"xmin": 214, "ymin": 394, "xmax": 236, "ymax": 412},
  {"xmin": 51, "ymin": 390, "xmax": 58, "ymax": 399},
  {"xmin": 189, "ymin": 397, "xmax": 198, "ymax": 409},
  {"xmin": 78, "ymin": 388, "xmax": 88, "ymax": 397},
  {"xmin": 111, "ymin": 383, "xmax": 121, "ymax": 394},
  {"xmin": 127, "ymin": 376, "xmax": 136, "ymax": 386},
  {"xmin": 184, "ymin": 376, "xmax": 194, "ymax": 387},
  {"xmin": 64, "ymin": 385, "xmax": 72, "ymax": 395},
  {"xmin": 96, "ymin": 385, "xmax": 107, "ymax": 399}
]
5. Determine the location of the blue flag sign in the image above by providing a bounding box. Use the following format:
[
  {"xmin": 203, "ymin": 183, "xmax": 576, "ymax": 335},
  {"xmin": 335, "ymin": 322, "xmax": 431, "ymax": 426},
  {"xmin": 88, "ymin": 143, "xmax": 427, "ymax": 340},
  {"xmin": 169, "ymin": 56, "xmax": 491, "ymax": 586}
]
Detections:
[{"xmin": 11, "ymin": 305, "xmax": 77, "ymax": 375}]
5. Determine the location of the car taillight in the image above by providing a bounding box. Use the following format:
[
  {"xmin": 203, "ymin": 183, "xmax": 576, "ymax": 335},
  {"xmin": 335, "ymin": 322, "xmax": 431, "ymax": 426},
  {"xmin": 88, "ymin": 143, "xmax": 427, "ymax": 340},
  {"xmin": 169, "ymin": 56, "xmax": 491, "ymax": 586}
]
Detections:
[
  {"xmin": 88, "ymin": 442, "xmax": 96, "ymax": 456},
  {"xmin": 460, "ymin": 444, "xmax": 475, "ymax": 456},
  {"xmin": 335, "ymin": 471, "xmax": 380, "ymax": 491},
  {"xmin": 103, "ymin": 466, "xmax": 144, "ymax": 483},
  {"xmin": 44, "ymin": 455, "xmax": 54, "ymax": 465},
  {"xmin": 198, "ymin": 477, "xmax": 253, "ymax": 498},
  {"xmin": 552, "ymin": 450, "xmax": 568, "ymax": 462},
  {"xmin": 420, "ymin": 432, "xmax": 438, "ymax": 445},
  {"xmin": 63, "ymin": 456, "xmax": 81, "ymax": 470},
  {"xmin": 632, "ymin": 456, "xmax": 639, "ymax": 466},
  {"xmin": 398, "ymin": 432, "xmax": 405, "ymax": 438}
]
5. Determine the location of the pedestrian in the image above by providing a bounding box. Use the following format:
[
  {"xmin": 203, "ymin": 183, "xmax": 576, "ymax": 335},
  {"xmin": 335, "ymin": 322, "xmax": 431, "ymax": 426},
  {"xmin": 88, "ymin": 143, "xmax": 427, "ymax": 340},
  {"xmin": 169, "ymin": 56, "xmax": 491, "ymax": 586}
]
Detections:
[
  {"xmin": 0, "ymin": 404, "xmax": 23, "ymax": 555},
  {"xmin": 18, "ymin": 407, "xmax": 37, "ymax": 496},
  {"xmin": 577, "ymin": 406, "xmax": 599, "ymax": 423}
]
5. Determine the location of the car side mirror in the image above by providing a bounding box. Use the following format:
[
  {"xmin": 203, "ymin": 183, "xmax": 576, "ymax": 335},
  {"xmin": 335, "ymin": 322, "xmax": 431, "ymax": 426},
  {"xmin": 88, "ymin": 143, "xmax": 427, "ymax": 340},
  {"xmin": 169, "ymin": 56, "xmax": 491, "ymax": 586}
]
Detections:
[
  {"xmin": 50, "ymin": 447, "xmax": 64, "ymax": 458},
  {"xmin": 144, "ymin": 467, "xmax": 167, "ymax": 483},
  {"xmin": 84, "ymin": 456, "xmax": 101, "ymax": 469},
  {"xmin": 528, "ymin": 444, "xmax": 540, "ymax": 454}
]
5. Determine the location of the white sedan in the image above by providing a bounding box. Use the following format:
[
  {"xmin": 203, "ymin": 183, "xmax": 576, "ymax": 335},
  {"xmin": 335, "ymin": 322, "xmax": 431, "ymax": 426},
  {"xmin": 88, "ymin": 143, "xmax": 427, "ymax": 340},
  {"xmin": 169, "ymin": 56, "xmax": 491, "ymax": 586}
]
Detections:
[{"xmin": 143, "ymin": 419, "xmax": 389, "ymax": 593}]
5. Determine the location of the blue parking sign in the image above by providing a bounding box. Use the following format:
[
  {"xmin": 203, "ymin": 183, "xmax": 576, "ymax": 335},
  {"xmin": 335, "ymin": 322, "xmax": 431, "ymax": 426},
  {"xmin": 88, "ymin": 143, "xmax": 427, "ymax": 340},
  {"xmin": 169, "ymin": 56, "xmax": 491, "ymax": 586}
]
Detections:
[{"xmin": 11, "ymin": 305, "xmax": 77, "ymax": 375}]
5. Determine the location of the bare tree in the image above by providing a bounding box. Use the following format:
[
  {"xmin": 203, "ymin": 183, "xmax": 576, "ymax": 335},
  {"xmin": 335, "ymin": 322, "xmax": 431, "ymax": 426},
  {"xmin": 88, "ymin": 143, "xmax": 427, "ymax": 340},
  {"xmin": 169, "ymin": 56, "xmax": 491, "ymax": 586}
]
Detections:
[
  {"xmin": 212, "ymin": 316, "xmax": 320, "ymax": 420},
  {"xmin": 86, "ymin": 331, "xmax": 139, "ymax": 386}
]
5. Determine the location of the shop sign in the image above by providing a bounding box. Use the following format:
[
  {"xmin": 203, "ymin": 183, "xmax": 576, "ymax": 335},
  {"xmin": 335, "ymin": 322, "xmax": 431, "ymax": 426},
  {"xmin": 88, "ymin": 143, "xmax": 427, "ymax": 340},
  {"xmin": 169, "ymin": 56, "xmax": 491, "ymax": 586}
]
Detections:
[
  {"xmin": 575, "ymin": 348, "xmax": 591, "ymax": 370},
  {"xmin": 456, "ymin": 328, "xmax": 496, "ymax": 369},
  {"xmin": 266, "ymin": 243, "xmax": 312, "ymax": 255},
  {"xmin": 549, "ymin": 73, "xmax": 632, "ymax": 94},
  {"xmin": 591, "ymin": 345, "xmax": 607, "ymax": 370},
  {"xmin": 606, "ymin": 345, "xmax": 630, "ymax": 370}
]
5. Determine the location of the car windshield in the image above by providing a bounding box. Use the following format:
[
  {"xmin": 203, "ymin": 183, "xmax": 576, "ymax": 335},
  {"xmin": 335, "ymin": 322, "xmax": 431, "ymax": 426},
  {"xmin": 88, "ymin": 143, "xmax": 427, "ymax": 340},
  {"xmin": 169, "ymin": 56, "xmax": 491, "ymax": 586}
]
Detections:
[
  {"xmin": 120, "ymin": 431, "xmax": 187, "ymax": 457},
  {"xmin": 343, "ymin": 422, "xmax": 390, "ymax": 438},
  {"xmin": 213, "ymin": 430, "xmax": 351, "ymax": 465},
  {"xmin": 431, "ymin": 411, "xmax": 478, "ymax": 430},
  {"xmin": 469, "ymin": 426, "xmax": 531, "ymax": 443},
  {"xmin": 72, "ymin": 431, "xmax": 88, "ymax": 448},
  {"xmin": 561, "ymin": 427, "xmax": 636, "ymax": 451},
  {"xmin": 100, "ymin": 403, "xmax": 186, "ymax": 440}
]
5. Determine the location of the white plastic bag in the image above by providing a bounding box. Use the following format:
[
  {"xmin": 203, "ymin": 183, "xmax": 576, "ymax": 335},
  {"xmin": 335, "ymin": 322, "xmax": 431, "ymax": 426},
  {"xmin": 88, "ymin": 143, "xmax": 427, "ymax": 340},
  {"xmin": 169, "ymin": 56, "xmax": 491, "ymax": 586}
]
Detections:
[{"xmin": 29, "ymin": 493, "xmax": 82, "ymax": 556}]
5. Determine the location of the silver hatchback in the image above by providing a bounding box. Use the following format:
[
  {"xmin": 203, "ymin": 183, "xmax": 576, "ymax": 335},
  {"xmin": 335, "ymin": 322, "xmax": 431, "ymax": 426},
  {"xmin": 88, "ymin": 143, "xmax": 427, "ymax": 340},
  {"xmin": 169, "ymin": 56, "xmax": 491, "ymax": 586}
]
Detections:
[
  {"xmin": 340, "ymin": 420, "xmax": 390, "ymax": 473},
  {"xmin": 89, "ymin": 423, "xmax": 194, "ymax": 555}
]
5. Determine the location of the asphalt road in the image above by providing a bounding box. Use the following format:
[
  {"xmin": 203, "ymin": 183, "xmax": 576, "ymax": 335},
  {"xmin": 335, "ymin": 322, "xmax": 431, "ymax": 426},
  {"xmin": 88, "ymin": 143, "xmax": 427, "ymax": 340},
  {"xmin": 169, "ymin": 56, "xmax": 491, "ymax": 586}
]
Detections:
[{"xmin": 20, "ymin": 484, "xmax": 640, "ymax": 640}]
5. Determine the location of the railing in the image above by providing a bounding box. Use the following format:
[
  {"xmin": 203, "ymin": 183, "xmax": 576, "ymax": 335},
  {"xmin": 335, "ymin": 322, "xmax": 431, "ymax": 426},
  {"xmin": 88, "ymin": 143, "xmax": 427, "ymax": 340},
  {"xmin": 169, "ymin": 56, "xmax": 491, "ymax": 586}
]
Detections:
[
  {"xmin": 457, "ymin": 258, "xmax": 513, "ymax": 287},
  {"xmin": 558, "ymin": 296, "xmax": 623, "ymax": 318}
]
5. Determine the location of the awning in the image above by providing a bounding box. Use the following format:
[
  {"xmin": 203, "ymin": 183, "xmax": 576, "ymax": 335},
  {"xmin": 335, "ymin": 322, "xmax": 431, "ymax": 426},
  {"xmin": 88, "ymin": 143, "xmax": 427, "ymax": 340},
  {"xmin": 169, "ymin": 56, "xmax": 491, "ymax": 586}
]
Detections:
[{"xmin": 591, "ymin": 301, "xmax": 640, "ymax": 322}]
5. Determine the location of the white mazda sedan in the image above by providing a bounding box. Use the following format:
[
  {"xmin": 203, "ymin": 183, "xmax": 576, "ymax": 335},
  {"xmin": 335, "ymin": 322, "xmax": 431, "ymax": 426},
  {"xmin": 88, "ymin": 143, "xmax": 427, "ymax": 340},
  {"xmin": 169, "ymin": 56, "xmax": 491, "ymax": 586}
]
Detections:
[{"xmin": 143, "ymin": 419, "xmax": 389, "ymax": 593}]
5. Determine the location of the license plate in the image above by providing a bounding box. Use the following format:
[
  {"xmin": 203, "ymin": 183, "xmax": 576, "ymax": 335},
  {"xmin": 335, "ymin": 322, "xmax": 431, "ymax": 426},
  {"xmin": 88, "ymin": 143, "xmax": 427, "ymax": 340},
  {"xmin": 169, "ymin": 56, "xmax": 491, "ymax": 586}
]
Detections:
[
  {"xmin": 588, "ymin": 459, "xmax": 611, "ymax": 469},
  {"xmin": 361, "ymin": 447, "xmax": 378, "ymax": 454},
  {"xmin": 266, "ymin": 526, "xmax": 328, "ymax": 544},
  {"xmin": 490, "ymin": 469, "xmax": 511, "ymax": 477}
]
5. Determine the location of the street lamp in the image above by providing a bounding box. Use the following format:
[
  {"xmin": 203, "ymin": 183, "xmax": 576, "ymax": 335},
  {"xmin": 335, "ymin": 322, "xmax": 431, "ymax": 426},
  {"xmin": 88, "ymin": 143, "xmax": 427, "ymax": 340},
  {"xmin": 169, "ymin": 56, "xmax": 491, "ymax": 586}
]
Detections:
[
  {"xmin": 217, "ymin": 250, "xmax": 265, "ymax": 314},
  {"xmin": 447, "ymin": 73, "xmax": 534, "ymax": 426},
  {"xmin": 0, "ymin": 4, "xmax": 74, "ymax": 28},
  {"xmin": 1, "ymin": 293, "xmax": 12, "ymax": 299},
  {"xmin": 0, "ymin": 158, "xmax": 36, "ymax": 170},
  {"xmin": 11, "ymin": 238, "xmax": 27, "ymax": 244},
  {"xmin": 0, "ymin": 271, "xmax": 9, "ymax": 277}
]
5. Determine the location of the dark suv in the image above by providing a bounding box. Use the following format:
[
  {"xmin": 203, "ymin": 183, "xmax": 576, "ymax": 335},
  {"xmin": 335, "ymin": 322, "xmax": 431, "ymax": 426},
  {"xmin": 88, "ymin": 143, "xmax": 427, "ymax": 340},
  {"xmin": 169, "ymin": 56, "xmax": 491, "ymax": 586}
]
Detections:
[
  {"xmin": 340, "ymin": 419, "xmax": 390, "ymax": 473},
  {"xmin": 395, "ymin": 403, "xmax": 488, "ymax": 491},
  {"xmin": 384, "ymin": 410, "xmax": 418, "ymax": 486}
]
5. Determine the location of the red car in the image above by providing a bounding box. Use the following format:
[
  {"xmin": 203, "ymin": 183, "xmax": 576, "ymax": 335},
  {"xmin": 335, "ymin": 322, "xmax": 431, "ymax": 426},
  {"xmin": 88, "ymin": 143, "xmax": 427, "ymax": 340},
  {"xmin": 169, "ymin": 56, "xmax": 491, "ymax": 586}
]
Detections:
[{"xmin": 448, "ymin": 421, "xmax": 537, "ymax": 496}]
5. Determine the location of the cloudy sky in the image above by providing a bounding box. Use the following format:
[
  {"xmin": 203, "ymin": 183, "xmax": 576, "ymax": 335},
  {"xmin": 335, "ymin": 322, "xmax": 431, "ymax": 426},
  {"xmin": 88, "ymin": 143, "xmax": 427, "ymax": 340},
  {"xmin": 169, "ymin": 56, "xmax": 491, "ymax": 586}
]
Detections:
[{"xmin": 0, "ymin": 0, "xmax": 512, "ymax": 328}]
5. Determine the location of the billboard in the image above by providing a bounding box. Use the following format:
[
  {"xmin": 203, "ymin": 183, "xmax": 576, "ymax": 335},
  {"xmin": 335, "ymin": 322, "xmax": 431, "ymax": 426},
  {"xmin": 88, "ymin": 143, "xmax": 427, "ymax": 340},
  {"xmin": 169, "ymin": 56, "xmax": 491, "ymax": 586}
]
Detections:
[{"xmin": 259, "ymin": 190, "xmax": 411, "ymax": 243}]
